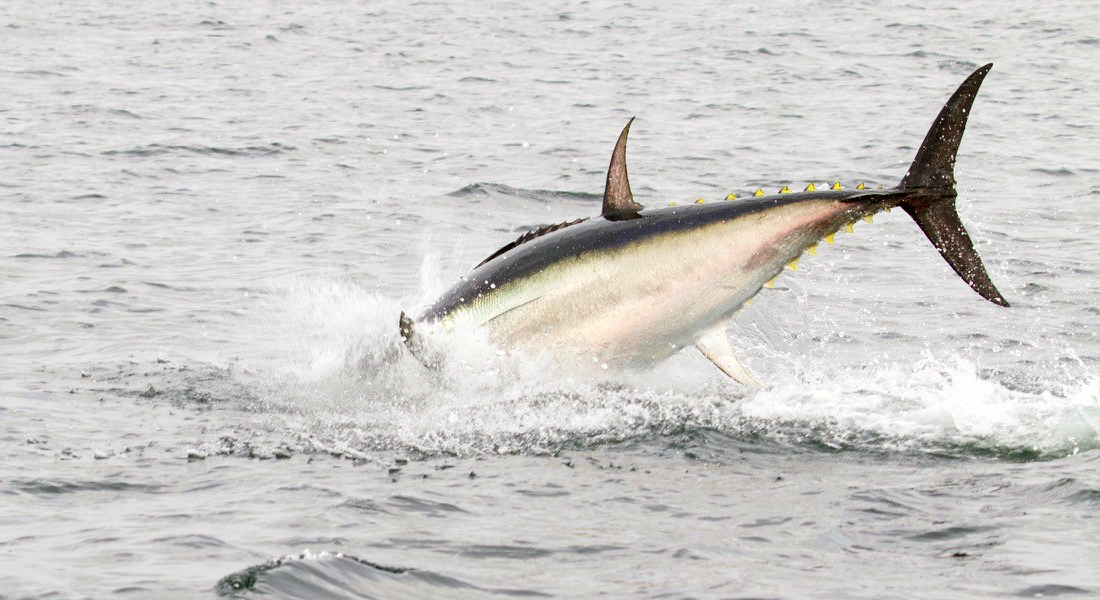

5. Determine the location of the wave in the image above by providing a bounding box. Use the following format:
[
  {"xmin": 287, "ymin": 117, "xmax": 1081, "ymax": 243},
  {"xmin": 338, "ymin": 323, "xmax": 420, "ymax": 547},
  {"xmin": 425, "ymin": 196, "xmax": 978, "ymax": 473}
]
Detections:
[
  {"xmin": 446, "ymin": 182, "xmax": 599, "ymax": 203},
  {"xmin": 216, "ymin": 551, "xmax": 543, "ymax": 599},
  {"xmin": 101, "ymin": 142, "xmax": 294, "ymax": 158}
]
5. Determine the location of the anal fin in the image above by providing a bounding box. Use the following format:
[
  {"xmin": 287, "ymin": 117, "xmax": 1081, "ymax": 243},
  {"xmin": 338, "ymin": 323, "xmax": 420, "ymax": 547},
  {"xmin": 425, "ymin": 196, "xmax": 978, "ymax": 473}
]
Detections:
[{"xmin": 695, "ymin": 323, "xmax": 762, "ymax": 389}]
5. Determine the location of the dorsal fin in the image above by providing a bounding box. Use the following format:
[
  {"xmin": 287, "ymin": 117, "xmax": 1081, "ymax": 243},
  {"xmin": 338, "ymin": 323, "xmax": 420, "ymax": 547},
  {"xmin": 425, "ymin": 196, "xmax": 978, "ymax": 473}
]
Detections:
[
  {"xmin": 475, "ymin": 218, "xmax": 588, "ymax": 268},
  {"xmin": 602, "ymin": 117, "xmax": 643, "ymax": 216}
]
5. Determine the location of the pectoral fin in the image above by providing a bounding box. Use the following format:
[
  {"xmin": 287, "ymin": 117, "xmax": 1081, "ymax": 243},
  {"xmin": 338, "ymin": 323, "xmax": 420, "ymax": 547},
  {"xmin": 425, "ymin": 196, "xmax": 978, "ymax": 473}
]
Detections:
[
  {"xmin": 399, "ymin": 312, "xmax": 443, "ymax": 370},
  {"xmin": 695, "ymin": 323, "xmax": 762, "ymax": 389}
]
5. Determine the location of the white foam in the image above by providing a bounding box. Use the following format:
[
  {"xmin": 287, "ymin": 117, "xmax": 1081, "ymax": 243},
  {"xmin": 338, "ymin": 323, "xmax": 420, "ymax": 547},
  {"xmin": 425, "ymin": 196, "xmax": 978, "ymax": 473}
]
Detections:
[
  {"xmin": 743, "ymin": 353, "xmax": 1099, "ymax": 455},
  {"xmin": 239, "ymin": 277, "xmax": 1099, "ymax": 459}
]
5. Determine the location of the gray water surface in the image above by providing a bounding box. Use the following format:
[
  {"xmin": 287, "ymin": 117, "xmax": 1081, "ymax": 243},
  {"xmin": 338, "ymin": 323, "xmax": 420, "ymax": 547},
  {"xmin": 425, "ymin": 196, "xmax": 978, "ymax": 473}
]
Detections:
[{"xmin": 2, "ymin": 1, "xmax": 1099, "ymax": 598}]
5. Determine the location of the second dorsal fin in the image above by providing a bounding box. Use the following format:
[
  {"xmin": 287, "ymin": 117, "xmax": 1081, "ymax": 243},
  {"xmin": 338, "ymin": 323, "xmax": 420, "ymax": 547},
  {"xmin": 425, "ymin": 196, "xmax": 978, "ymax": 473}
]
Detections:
[{"xmin": 602, "ymin": 117, "xmax": 644, "ymax": 217}]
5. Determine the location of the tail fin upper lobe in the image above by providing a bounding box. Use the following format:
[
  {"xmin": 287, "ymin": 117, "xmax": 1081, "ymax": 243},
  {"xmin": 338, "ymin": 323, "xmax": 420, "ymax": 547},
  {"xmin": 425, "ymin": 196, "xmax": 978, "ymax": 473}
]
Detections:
[{"xmin": 897, "ymin": 63, "xmax": 1009, "ymax": 307}]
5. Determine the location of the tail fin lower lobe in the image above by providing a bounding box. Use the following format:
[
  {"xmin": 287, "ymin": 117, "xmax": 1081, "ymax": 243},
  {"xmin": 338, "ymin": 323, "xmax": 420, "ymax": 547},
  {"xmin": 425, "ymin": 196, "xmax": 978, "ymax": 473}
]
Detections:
[{"xmin": 897, "ymin": 63, "xmax": 1009, "ymax": 307}]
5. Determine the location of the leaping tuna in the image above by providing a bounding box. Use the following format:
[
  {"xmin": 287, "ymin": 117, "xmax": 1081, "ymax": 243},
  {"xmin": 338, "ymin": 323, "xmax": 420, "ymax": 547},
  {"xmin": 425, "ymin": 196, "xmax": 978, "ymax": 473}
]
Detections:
[{"xmin": 400, "ymin": 64, "xmax": 1008, "ymax": 387}]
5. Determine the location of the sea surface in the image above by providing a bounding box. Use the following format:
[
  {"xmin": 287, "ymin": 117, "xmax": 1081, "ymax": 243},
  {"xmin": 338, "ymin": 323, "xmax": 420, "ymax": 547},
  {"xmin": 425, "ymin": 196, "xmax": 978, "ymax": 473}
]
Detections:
[{"xmin": 2, "ymin": 1, "xmax": 1099, "ymax": 598}]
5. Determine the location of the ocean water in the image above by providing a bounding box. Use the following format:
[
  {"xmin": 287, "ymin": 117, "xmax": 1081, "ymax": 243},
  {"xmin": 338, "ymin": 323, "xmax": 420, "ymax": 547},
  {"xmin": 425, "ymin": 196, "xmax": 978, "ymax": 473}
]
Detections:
[{"xmin": 2, "ymin": 0, "xmax": 1099, "ymax": 598}]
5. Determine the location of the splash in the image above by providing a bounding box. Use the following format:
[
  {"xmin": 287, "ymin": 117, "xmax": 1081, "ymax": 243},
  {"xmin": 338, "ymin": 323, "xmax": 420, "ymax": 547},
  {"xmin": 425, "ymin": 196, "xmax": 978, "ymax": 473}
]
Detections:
[
  {"xmin": 224, "ymin": 276, "xmax": 1099, "ymax": 462},
  {"xmin": 741, "ymin": 354, "xmax": 1100, "ymax": 458}
]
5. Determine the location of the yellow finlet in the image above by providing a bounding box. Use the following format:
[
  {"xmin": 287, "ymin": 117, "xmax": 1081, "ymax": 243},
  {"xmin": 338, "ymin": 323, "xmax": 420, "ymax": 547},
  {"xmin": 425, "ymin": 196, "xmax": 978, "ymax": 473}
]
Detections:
[
  {"xmin": 725, "ymin": 193, "xmax": 737, "ymax": 201},
  {"xmin": 668, "ymin": 201, "xmax": 676, "ymax": 206},
  {"xmin": 695, "ymin": 197, "xmax": 706, "ymax": 204},
  {"xmin": 744, "ymin": 298, "xmax": 753, "ymax": 306},
  {"xmin": 804, "ymin": 183, "xmax": 816, "ymax": 192},
  {"xmin": 779, "ymin": 185, "xmax": 791, "ymax": 194},
  {"xmin": 877, "ymin": 184, "xmax": 884, "ymax": 189},
  {"xmin": 807, "ymin": 242, "xmax": 818, "ymax": 255},
  {"xmin": 885, "ymin": 206, "xmax": 892, "ymax": 213},
  {"xmin": 753, "ymin": 188, "xmax": 765, "ymax": 197},
  {"xmin": 764, "ymin": 275, "xmax": 778, "ymax": 288},
  {"xmin": 824, "ymin": 232, "xmax": 835, "ymax": 244},
  {"xmin": 863, "ymin": 213, "xmax": 874, "ymax": 223},
  {"xmin": 831, "ymin": 181, "xmax": 842, "ymax": 190},
  {"xmin": 856, "ymin": 182, "xmax": 866, "ymax": 190},
  {"xmin": 845, "ymin": 222, "xmax": 855, "ymax": 233},
  {"xmin": 786, "ymin": 258, "xmax": 799, "ymax": 271}
]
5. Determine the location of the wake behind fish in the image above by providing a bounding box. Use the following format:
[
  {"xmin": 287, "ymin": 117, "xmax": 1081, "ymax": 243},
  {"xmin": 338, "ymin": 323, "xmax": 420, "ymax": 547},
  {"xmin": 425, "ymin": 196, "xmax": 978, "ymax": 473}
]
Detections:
[{"xmin": 222, "ymin": 276, "xmax": 1098, "ymax": 462}]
